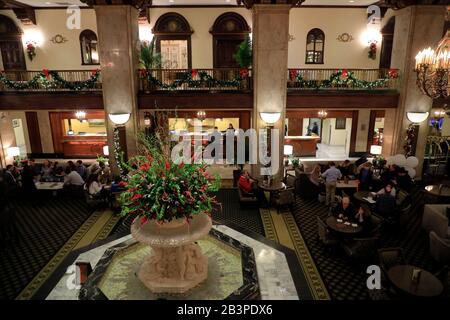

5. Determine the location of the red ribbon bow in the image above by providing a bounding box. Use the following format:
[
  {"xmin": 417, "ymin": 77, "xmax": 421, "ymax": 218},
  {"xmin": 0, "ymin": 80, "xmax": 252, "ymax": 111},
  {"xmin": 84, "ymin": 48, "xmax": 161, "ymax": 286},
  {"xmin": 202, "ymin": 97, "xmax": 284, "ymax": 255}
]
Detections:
[{"xmin": 42, "ymin": 69, "xmax": 50, "ymax": 79}]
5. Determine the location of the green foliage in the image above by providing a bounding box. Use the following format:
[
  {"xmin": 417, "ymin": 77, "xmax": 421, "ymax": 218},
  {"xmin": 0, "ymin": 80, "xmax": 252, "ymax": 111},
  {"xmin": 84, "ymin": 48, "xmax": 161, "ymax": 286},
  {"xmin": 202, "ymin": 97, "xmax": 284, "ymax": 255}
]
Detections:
[
  {"xmin": 140, "ymin": 39, "xmax": 161, "ymax": 70},
  {"xmin": 118, "ymin": 133, "xmax": 221, "ymax": 224},
  {"xmin": 291, "ymin": 158, "xmax": 300, "ymax": 168},
  {"xmin": 233, "ymin": 35, "xmax": 252, "ymax": 68}
]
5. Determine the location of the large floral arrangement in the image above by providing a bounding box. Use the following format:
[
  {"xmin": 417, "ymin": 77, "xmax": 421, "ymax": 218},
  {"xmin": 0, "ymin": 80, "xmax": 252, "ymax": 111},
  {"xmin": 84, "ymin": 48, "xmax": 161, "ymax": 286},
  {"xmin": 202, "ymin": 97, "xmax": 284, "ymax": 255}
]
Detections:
[{"xmin": 118, "ymin": 133, "xmax": 220, "ymax": 225}]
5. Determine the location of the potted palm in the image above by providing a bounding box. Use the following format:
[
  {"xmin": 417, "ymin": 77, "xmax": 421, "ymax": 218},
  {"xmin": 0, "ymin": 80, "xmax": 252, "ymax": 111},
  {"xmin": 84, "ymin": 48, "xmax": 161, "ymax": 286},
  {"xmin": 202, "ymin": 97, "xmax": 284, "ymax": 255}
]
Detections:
[
  {"xmin": 233, "ymin": 35, "xmax": 252, "ymax": 91},
  {"xmin": 139, "ymin": 39, "xmax": 161, "ymax": 92}
]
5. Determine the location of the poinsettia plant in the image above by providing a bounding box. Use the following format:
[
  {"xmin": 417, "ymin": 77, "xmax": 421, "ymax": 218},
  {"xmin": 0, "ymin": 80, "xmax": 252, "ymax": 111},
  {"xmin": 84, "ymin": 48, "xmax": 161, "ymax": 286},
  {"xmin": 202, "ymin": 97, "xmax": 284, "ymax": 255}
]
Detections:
[{"xmin": 118, "ymin": 131, "xmax": 220, "ymax": 225}]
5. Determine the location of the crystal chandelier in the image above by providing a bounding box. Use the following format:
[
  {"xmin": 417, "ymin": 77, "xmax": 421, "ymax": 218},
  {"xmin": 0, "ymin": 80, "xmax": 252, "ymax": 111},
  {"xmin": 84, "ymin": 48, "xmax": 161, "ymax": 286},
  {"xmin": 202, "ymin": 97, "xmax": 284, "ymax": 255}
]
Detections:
[
  {"xmin": 414, "ymin": 7, "xmax": 450, "ymax": 100},
  {"xmin": 318, "ymin": 109, "xmax": 327, "ymax": 118},
  {"xmin": 75, "ymin": 110, "xmax": 86, "ymax": 121},
  {"xmin": 197, "ymin": 110, "xmax": 206, "ymax": 122}
]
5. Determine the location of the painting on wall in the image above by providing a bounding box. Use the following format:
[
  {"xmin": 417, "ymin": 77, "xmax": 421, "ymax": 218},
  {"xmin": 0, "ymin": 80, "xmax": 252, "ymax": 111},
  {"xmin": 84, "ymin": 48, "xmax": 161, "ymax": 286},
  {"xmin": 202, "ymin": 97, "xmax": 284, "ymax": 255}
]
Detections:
[
  {"xmin": 335, "ymin": 118, "xmax": 346, "ymax": 130},
  {"xmin": 88, "ymin": 119, "xmax": 105, "ymax": 127}
]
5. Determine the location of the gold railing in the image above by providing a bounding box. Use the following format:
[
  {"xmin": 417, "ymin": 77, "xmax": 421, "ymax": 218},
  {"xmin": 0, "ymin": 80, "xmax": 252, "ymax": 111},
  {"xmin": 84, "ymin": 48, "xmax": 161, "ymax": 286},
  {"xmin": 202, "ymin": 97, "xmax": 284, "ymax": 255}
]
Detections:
[
  {"xmin": 139, "ymin": 68, "xmax": 252, "ymax": 92},
  {"xmin": 287, "ymin": 68, "xmax": 399, "ymax": 91},
  {"xmin": 0, "ymin": 70, "xmax": 102, "ymax": 91}
]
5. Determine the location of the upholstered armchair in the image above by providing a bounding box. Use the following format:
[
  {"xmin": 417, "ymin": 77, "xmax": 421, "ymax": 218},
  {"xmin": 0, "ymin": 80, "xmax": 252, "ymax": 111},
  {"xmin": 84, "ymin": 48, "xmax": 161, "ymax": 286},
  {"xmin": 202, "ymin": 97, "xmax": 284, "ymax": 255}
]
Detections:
[
  {"xmin": 430, "ymin": 231, "xmax": 450, "ymax": 264},
  {"xmin": 272, "ymin": 187, "xmax": 295, "ymax": 213},
  {"xmin": 422, "ymin": 205, "xmax": 450, "ymax": 239}
]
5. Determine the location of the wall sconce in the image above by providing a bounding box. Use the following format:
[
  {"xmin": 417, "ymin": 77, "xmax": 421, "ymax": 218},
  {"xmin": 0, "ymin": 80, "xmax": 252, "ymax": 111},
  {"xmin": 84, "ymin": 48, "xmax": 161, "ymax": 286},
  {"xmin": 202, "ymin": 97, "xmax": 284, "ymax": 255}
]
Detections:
[
  {"xmin": 139, "ymin": 25, "xmax": 154, "ymax": 43},
  {"xmin": 361, "ymin": 28, "xmax": 381, "ymax": 60},
  {"xmin": 406, "ymin": 111, "xmax": 429, "ymax": 123},
  {"xmin": 103, "ymin": 145, "xmax": 109, "ymax": 156},
  {"xmin": 108, "ymin": 113, "xmax": 131, "ymax": 126},
  {"xmin": 22, "ymin": 29, "xmax": 44, "ymax": 61},
  {"xmin": 259, "ymin": 112, "xmax": 281, "ymax": 125}
]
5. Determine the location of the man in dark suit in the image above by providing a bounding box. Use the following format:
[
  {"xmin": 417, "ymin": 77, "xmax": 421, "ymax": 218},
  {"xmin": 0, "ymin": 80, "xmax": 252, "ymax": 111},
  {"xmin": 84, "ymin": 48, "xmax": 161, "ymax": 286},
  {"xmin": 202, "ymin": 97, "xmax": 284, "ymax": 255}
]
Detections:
[{"xmin": 3, "ymin": 165, "xmax": 19, "ymax": 196}]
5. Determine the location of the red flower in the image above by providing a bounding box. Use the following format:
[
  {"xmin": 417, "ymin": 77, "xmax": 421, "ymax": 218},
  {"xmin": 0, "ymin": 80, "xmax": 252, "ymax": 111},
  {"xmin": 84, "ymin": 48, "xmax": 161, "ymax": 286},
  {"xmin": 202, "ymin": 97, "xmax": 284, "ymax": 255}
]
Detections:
[
  {"xmin": 27, "ymin": 43, "xmax": 34, "ymax": 50},
  {"xmin": 165, "ymin": 161, "xmax": 170, "ymax": 171},
  {"xmin": 140, "ymin": 162, "xmax": 151, "ymax": 171},
  {"xmin": 239, "ymin": 68, "xmax": 249, "ymax": 78},
  {"xmin": 131, "ymin": 194, "xmax": 143, "ymax": 201},
  {"xmin": 289, "ymin": 69, "xmax": 298, "ymax": 80},
  {"xmin": 140, "ymin": 216, "xmax": 148, "ymax": 225},
  {"xmin": 118, "ymin": 181, "xmax": 127, "ymax": 187},
  {"xmin": 139, "ymin": 69, "xmax": 147, "ymax": 78},
  {"xmin": 341, "ymin": 69, "xmax": 348, "ymax": 79},
  {"xmin": 191, "ymin": 69, "xmax": 198, "ymax": 78},
  {"xmin": 388, "ymin": 68, "xmax": 398, "ymax": 79},
  {"xmin": 179, "ymin": 162, "xmax": 185, "ymax": 169},
  {"xmin": 91, "ymin": 69, "xmax": 100, "ymax": 77},
  {"xmin": 42, "ymin": 69, "xmax": 50, "ymax": 79}
]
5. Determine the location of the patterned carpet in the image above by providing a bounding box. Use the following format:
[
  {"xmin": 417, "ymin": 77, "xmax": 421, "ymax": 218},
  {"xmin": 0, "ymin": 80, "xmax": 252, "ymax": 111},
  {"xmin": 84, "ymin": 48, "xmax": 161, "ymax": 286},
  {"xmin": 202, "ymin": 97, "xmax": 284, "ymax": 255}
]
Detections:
[
  {"xmin": 291, "ymin": 187, "xmax": 442, "ymax": 300},
  {"xmin": 0, "ymin": 198, "xmax": 90, "ymax": 300},
  {"xmin": 110, "ymin": 188, "xmax": 265, "ymax": 237}
]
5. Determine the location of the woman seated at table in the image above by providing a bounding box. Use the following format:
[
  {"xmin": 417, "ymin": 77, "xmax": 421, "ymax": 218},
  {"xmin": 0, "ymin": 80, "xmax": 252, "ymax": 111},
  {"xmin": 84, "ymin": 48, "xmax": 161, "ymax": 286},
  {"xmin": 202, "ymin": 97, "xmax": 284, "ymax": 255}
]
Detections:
[
  {"xmin": 40, "ymin": 160, "xmax": 53, "ymax": 178},
  {"xmin": 376, "ymin": 182, "xmax": 397, "ymax": 198},
  {"xmin": 238, "ymin": 170, "xmax": 265, "ymax": 203},
  {"xmin": 85, "ymin": 173, "xmax": 109, "ymax": 200}
]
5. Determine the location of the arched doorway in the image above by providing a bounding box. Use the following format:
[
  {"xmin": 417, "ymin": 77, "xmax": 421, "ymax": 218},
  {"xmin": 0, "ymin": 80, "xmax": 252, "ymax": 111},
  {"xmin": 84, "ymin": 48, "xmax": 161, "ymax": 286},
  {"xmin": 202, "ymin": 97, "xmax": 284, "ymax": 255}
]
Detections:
[
  {"xmin": 211, "ymin": 12, "xmax": 250, "ymax": 68},
  {"xmin": 0, "ymin": 14, "xmax": 26, "ymax": 70},
  {"xmin": 379, "ymin": 17, "xmax": 395, "ymax": 69},
  {"xmin": 152, "ymin": 12, "xmax": 193, "ymax": 69}
]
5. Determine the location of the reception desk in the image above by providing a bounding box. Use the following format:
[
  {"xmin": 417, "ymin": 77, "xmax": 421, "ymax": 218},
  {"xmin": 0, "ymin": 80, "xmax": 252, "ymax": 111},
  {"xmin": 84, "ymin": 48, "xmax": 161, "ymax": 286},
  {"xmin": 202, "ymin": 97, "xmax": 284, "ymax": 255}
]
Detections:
[{"xmin": 284, "ymin": 136, "xmax": 320, "ymax": 157}]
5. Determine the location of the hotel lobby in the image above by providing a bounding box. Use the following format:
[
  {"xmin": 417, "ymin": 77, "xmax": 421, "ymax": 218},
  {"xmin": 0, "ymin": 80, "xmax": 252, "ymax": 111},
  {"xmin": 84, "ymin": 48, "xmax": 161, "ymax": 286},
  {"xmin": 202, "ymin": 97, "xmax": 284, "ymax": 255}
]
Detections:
[{"xmin": 0, "ymin": 0, "xmax": 450, "ymax": 305}]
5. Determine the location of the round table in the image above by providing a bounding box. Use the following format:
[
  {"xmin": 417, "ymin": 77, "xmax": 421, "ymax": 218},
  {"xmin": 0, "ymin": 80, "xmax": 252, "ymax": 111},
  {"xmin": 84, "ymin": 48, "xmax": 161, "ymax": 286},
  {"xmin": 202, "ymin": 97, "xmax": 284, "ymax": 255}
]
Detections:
[
  {"xmin": 388, "ymin": 265, "xmax": 444, "ymax": 298},
  {"xmin": 424, "ymin": 185, "xmax": 450, "ymax": 202},
  {"xmin": 325, "ymin": 216, "xmax": 363, "ymax": 236},
  {"xmin": 258, "ymin": 181, "xmax": 286, "ymax": 204}
]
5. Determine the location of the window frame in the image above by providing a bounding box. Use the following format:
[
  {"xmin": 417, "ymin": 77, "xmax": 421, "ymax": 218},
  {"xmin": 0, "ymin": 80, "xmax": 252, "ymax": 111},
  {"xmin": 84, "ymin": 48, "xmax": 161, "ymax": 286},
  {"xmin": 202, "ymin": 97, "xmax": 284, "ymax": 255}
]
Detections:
[
  {"xmin": 305, "ymin": 28, "xmax": 325, "ymax": 65},
  {"xmin": 79, "ymin": 29, "xmax": 100, "ymax": 66}
]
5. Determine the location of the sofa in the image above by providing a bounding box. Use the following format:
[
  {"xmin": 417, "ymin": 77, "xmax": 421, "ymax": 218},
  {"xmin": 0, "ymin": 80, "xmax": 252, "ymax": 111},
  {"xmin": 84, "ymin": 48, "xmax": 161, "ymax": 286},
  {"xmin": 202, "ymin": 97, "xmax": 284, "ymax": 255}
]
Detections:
[
  {"xmin": 430, "ymin": 231, "xmax": 450, "ymax": 264},
  {"xmin": 422, "ymin": 204, "xmax": 450, "ymax": 239}
]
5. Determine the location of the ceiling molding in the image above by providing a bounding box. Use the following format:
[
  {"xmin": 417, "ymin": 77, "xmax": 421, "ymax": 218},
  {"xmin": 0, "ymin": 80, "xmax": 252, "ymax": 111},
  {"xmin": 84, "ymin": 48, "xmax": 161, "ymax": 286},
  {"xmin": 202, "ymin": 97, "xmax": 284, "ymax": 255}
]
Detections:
[
  {"xmin": 80, "ymin": 0, "xmax": 152, "ymax": 10},
  {"xmin": 236, "ymin": 0, "xmax": 305, "ymax": 9},
  {"xmin": 380, "ymin": 0, "xmax": 449, "ymax": 10},
  {"xmin": 0, "ymin": 0, "xmax": 36, "ymax": 25}
]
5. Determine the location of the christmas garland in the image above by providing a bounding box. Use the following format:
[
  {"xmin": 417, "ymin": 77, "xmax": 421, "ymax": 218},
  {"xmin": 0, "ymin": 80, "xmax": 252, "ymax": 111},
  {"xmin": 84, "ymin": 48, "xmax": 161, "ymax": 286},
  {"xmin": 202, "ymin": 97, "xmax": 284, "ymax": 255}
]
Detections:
[
  {"xmin": 141, "ymin": 68, "xmax": 249, "ymax": 90},
  {"xmin": 289, "ymin": 69, "xmax": 399, "ymax": 90},
  {"xmin": 0, "ymin": 69, "xmax": 101, "ymax": 91}
]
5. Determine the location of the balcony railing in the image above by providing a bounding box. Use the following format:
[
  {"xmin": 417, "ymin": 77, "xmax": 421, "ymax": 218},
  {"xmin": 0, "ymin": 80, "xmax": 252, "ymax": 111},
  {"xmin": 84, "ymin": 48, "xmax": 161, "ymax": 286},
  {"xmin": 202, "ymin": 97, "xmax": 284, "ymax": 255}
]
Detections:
[
  {"xmin": 287, "ymin": 68, "xmax": 399, "ymax": 91},
  {"xmin": 0, "ymin": 70, "xmax": 102, "ymax": 92},
  {"xmin": 139, "ymin": 68, "xmax": 252, "ymax": 92}
]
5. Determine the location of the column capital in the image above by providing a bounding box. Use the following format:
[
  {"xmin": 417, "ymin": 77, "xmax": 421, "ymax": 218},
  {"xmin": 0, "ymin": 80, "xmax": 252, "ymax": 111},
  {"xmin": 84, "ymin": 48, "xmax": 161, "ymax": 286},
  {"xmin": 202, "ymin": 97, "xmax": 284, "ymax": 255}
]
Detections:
[
  {"xmin": 80, "ymin": 0, "xmax": 152, "ymax": 10},
  {"xmin": 237, "ymin": 0, "xmax": 304, "ymax": 9}
]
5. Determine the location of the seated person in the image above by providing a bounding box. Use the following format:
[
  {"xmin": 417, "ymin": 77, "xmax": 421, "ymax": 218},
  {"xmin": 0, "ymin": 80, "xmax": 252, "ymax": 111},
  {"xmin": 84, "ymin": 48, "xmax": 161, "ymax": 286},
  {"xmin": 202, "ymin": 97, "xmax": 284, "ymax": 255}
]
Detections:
[
  {"xmin": 395, "ymin": 167, "xmax": 414, "ymax": 192},
  {"xmin": 110, "ymin": 176, "xmax": 126, "ymax": 193},
  {"xmin": 85, "ymin": 174, "xmax": 109, "ymax": 200},
  {"xmin": 40, "ymin": 160, "xmax": 53, "ymax": 177},
  {"xmin": 332, "ymin": 196, "xmax": 356, "ymax": 221},
  {"xmin": 354, "ymin": 204, "xmax": 372, "ymax": 229},
  {"xmin": 76, "ymin": 160, "xmax": 87, "ymax": 180},
  {"xmin": 309, "ymin": 164, "xmax": 322, "ymax": 186},
  {"xmin": 63, "ymin": 166, "xmax": 85, "ymax": 187},
  {"xmin": 375, "ymin": 191, "xmax": 397, "ymax": 218},
  {"xmin": 376, "ymin": 183, "xmax": 396, "ymax": 198},
  {"xmin": 238, "ymin": 170, "xmax": 257, "ymax": 195}
]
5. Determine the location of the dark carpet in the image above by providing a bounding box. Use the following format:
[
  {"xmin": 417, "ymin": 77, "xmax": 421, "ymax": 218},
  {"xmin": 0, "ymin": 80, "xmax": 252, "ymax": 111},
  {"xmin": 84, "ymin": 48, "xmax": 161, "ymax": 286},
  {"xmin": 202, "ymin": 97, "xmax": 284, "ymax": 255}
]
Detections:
[
  {"xmin": 292, "ymin": 187, "xmax": 442, "ymax": 300},
  {"xmin": 0, "ymin": 197, "xmax": 90, "ymax": 300},
  {"xmin": 110, "ymin": 188, "xmax": 265, "ymax": 237}
]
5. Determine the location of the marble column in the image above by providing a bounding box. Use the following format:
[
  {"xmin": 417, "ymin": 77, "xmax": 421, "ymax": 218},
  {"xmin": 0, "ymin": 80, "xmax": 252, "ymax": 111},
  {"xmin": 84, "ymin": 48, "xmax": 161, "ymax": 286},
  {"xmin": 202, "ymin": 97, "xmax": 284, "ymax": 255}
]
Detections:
[
  {"xmin": 390, "ymin": 5, "xmax": 446, "ymax": 177},
  {"xmin": 94, "ymin": 5, "xmax": 141, "ymax": 172},
  {"xmin": 251, "ymin": 5, "xmax": 290, "ymax": 181}
]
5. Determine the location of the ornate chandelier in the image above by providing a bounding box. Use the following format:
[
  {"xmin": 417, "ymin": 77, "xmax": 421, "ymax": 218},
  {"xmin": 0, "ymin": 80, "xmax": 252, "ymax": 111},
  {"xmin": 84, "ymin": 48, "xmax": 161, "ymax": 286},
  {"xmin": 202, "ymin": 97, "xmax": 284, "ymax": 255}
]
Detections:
[
  {"xmin": 318, "ymin": 109, "xmax": 327, "ymax": 118},
  {"xmin": 414, "ymin": 7, "xmax": 450, "ymax": 100}
]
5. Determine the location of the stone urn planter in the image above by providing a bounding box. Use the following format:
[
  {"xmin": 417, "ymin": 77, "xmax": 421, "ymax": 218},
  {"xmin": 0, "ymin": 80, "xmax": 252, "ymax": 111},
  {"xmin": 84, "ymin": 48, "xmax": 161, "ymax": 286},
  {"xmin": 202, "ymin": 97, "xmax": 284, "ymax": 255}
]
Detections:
[{"xmin": 131, "ymin": 213, "xmax": 212, "ymax": 294}]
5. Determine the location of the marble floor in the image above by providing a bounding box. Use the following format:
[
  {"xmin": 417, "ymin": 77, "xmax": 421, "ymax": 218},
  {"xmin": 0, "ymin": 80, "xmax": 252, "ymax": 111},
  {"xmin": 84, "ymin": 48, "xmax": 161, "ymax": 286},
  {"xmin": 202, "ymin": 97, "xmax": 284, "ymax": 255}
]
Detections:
[{"xmin": 45, "ymin": 224, "xmax": 303, "ymax": 300}]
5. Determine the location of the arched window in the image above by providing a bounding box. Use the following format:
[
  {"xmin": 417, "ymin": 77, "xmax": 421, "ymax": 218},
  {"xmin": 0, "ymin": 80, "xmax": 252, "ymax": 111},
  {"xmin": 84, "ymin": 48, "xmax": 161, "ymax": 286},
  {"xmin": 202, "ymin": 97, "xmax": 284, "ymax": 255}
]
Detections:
[
  {"xmin": 211, "ymin": 12, "xmax": 251, "ymax": 68},
  {"xmin": 0, "ymin": 14, "xmax": 26, "ymax": 70},
  {"xmin": 152, "ymin": 12, "xmax": 193, "ymax": 69},
  {"xmin": 305, "ymin": 28, "xmax": 324, "ymax": 64},
  {"xmin": 79, "ymin": 29, "xmax": 99, "ymax": 65}
]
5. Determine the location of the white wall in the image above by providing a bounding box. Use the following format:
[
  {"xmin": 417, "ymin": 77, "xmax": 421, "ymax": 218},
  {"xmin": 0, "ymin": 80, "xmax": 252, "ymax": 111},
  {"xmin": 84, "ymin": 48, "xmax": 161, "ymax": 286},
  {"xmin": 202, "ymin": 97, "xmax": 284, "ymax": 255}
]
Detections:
[
  {"xmin": 0, "ymin": 9, "xmax": 98, "ymax": 70},
  {"xmin": 1, "ymin": 7, "xmax": 383, "ymax": 70},
  {"xmin": 288, "ymin": 8, "xmax": 381, "ymax": 68}
]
